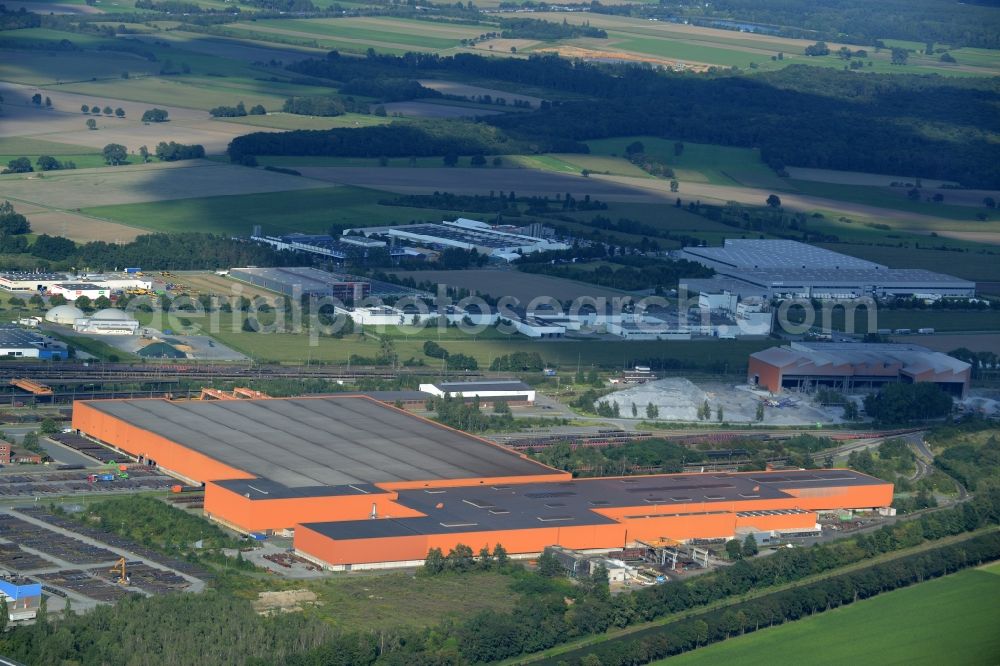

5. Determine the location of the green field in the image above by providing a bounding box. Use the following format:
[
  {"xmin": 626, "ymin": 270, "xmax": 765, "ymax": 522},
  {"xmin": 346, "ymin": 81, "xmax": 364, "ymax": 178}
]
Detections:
[
  {"xmin": 80, "ymin": 186, "xmax": 503, "ymax": 236},
  {"xmin": 0, "ymin": 137, "xmax": 104, "ymax": 169},
  {"xmin": 185, "ymin": 313, "xmax": 775, "ymax": 366},
  {"xmin": 216, "ymin": 112, "xmax": 392, "ymax": 131},
  {"xmin": 791, "ymin": 180, "xmax": 995, "ymax": 224},
  {"xmin": 244, "ymin": 17, "xmax": 479, "ymax": 51},
  {"xmin": 654, "ymin": 561, "xmax": 1000, "ymax": 666},
  {"xmin": 309, "ymin": 570, "xmax": 517, "ymax": 630},
  {"xmin": 817, "ymin": 244, "xmax": 1000, "ymax": 282},
  {"xmin": 585, "ymin": 136, "xmax": 787, "ymax": 189},
  {"xmin": 55, "ymin": 74, "xmax": 339, "ymax": 112}
]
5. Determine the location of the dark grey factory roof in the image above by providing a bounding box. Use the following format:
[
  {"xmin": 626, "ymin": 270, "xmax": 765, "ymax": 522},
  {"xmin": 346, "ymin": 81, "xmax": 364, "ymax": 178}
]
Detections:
[
  {"xmin": 213, "ymin": 478, "xmax": 388, "ymax": 500},
  {"xmin": 301, "ymin": 469, "xmax": 886, "ymax": 540},
  {"xmin": 84, "ymin": 397, "xmax": 555, "ymax": 487},
  {"xmin": 0, "ymin": 327, "xmax": 45, "ymax": 348}
]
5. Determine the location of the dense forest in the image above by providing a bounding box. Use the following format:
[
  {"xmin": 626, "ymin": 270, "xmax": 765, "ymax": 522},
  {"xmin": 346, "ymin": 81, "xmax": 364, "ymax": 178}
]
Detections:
[
  {"xmin": 253, "ymin": 53, "xmax": 1000, "ymax": 187},
  {"xmin": 499, "ymin": 17, "xmax": 607, "ymax": 40},
  {"xmin": 651, "ymin": 0, "xmax": 1000, "ymax": 50},
  {"xmin": 226, "ymin": 120, "xmax": 574, "ymax": 164}
]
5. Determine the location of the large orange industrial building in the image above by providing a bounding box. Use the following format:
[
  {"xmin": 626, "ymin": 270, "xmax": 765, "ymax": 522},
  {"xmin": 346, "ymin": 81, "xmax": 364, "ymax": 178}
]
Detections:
[{"xmin": 72, "ymin": 396, "xmax": 893, "ymax": 570}]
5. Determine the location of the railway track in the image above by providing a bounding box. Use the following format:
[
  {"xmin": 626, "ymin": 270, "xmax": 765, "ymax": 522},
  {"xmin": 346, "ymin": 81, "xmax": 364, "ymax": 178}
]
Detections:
[{"xmin": 0, "ymin": 362, "xmax": 482, "ymax": 383}]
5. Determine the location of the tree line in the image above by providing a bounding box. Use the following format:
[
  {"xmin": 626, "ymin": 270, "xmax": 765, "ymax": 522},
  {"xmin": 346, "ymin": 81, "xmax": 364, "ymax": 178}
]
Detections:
[
  {"xmin": 499, "ymin": 17, "xmax": 607, "ymax": 40},
  {"xmin": 226, "ymin": 120, "xmax": 563, "ymax": 164}
]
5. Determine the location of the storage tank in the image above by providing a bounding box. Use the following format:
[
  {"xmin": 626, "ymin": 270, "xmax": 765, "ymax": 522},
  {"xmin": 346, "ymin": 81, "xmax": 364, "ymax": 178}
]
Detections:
[{"xmin": 44, "ymin": 304, "xmax": 85, "ymax": 325}]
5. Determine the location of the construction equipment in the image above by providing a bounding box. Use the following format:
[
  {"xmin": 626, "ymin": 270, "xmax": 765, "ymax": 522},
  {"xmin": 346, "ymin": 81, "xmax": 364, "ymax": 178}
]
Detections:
[
  {"xmin": 10, "ymin": 378, "xmax": 53, "ymax": 396},
  {"xmin": 109, "ymin": 557, "xmax": 130, "ymax": 585}
]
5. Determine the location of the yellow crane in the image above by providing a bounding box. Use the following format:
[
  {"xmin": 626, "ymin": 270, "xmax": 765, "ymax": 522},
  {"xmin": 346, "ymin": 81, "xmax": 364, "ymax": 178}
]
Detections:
[{"xmin": 110, "ymin": 557, "xmax": 130, "ymax": 585}]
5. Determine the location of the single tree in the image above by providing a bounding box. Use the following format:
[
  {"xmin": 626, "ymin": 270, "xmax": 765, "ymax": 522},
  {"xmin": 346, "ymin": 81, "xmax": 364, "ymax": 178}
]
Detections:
[
  {"xmin": 742, "ymin": 533, "xmax": 759, "ymax": 557},
  {"xmin": 443, "ymin": 152, "xmax": 459, "ymax": 167},
  {"xmin": 44, "ymin": 96, "xmax": 52, "ymax": 108},
  {"xmin": 115, "ymin": 107, "xmax": 125, "ymax": 118},
  {"xmin": 424, "ymin": 547, "xmax": 445, "ymax": 574},
  {"xmin": 138, "ymin": 145, "xmax": 150, "ymax": 162},
  {"xmin": 102, "ymin": 143, "xmax": 128, "ymax": 165},
  {"xmin": 725, "ymin": 538, "xmax": 743, "ymax": 559},
  {"xmin": 766, "ymin": 194, "xmax": 782, "ymax": 208},
  {"xmin": 537, "ymin": 551, "xmax": 564, "ymax": 577},
  {"xmin": 492, "ymin": 543, "xmax": 509, "ymax": 568},
  {"xmin": 36, "ymin": 155, "xmax": 61, "ymax": 171},
  {"xmin": 141, "ymin": 108, "xmax": 169, "ymax": 122},
  {"xmin": 86, "ymin": 118, "xmax": 97, "ymax": 130},
  {"xmin": 81, "ymin": 104, "xmax": 89, "ymax": 113},
  {"xmin": 31, "ymin": 93, "xmax": 42, "ymax": 105},
  {"xmin": 75, "ymin": 295, "xmax": 93, "ymax": 311}
]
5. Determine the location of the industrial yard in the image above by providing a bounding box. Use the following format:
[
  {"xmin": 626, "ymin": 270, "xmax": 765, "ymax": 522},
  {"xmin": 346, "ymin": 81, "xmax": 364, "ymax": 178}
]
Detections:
[
  {"xmin": 599, "ymin": 378, "xmax": 849, "ymax": 425},
  {"xmin": 0, "ymin": 507, "xmax": 206, "ymax": 612}
]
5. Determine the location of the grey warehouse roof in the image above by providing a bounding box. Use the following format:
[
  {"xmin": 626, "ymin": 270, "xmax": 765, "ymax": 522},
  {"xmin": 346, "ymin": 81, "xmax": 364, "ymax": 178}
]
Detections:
[
  {"xmin": 0, "ymin": 327, "xmax": 45, "ymax": 349},
  {"xmin": 682, "ymin": 240, "xmax": 884, "ymax": 270},
  {"xmin": 83, "ymin": 397, "xmax": 555, "ymax": 488},
  {"xmin": 433, "ymin": 380, "xmax": 533, "ymax": 393},
  {"xmin": 230, "ymin": 267, "xmax": 368, "ymax": 294}
]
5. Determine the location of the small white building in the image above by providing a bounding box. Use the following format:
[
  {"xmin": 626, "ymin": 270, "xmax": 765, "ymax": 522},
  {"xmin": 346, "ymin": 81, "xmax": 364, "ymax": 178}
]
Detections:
[
  {"xmin": 0, "ymin": 272, "xmax": 69, "ymax": 293},
  {"xmin": 419, "ymin": 380, "xmax": 536, "ymax": 404},
  {"xmin": 49, "ymin": 283, "xmax": 110, "ymax": 302},
  {"xmin": 607, "ymin": 321, "xmax": 691, "ymax": 340},
  {"xmin": 73, "ymin": 308, "xmax": 139, "ymax": 335}
]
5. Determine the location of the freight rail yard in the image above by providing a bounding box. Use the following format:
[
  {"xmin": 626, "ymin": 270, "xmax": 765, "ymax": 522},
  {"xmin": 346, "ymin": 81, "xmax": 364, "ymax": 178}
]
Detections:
[{"xmin": 69, "ymin": 395, "xmax": 894, "ymax": 570}]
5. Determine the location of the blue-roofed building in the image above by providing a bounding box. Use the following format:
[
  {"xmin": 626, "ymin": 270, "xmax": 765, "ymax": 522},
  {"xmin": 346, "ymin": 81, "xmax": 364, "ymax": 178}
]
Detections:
[{"xmin": 0, "ymin": 578, "xmax": 42, "ymax": 621}]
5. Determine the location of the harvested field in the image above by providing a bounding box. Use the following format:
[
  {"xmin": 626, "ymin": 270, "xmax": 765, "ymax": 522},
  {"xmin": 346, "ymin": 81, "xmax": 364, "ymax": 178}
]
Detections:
[
  {"xmin": 172, "ymin": 271, "xmax": 283, "ymax": 302},
  {"xmin": 388, "ymin": 268, "xmax": 630, "ymax": 301},
  {"xmin": 0, "ymin": 80, "xmax": 271, "ymax": 154},
  {"xmin": 933, "ymin": 231, "xmax": 1000, "ymax": 246},
  {"xmin": 416, "ymin": 79, "xmax": 544, "ymax": 106},
  {"xmin": 292, "ymin": 166, "xmax": 668, "ymax": 202},
  {"xmin": 468, "ymin": 38, "xmax": 541, "ymax": 54},
  {"xmin": 216, "ymin": 112, "xmax": 390, "ymax": 131},
  {"xmin": 23, "ymin": 208, "xmax": 143, "ymax": 243},
  {"xmin": 126, "ymin": 31, "xmax": 326, "ymax": 63},
  {"xmin": 0, "ymin": 160, "xmax": 327, "ymax": 209},
  {"xmin": 785, "ymin": 167, "xmax": 959, "ymax": 188},
  {"xmin": 381, "ymin": 101, "xmax": 503, "ymax": 118}
]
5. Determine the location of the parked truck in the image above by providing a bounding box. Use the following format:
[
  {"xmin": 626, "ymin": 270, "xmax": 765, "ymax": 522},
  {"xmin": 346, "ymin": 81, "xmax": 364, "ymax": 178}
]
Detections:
[{"xmin": 917, "ymin": 328, "xmax": 935, "ymax": 334}]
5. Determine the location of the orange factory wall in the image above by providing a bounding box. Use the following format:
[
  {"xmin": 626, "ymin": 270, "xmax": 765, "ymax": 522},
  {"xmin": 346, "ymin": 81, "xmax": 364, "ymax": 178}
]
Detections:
[
  {"xmin": 204, "ymin": 483, "xmax": 427, "ymax": 533},
  {"xmin": 748, "ymin": 357, "xmax": 782, "ymax": 393},
  {"xmin": 734, "ymin": 512, "xmax": 816, "ymax": 532},
  {"xmin": 780, "ymin": 483, "xmax": 893, "ymax": 510},
  {"xmin": 295, "ymin": 512, "xmax": 744, "ymax": 567},
  {"xmin": 72, "ymin": 402, "xmax": 253, "ymax": 484}
]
